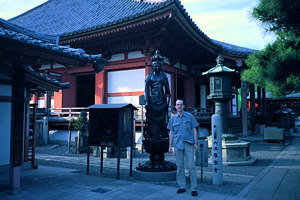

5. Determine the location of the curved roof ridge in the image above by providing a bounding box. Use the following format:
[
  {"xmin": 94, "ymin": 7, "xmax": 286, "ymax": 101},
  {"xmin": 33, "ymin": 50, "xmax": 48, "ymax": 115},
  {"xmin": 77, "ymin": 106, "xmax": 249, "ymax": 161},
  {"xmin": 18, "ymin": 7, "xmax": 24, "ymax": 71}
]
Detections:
[
  {"xmin": 9, "ymin": 0, "xmax": 257, "ymax": 56},
  {"xmin": 60, "ymin": 0, "xmax": 172, "ymax": 37},
  {"xmin": 0, "ymin": 17, "xmax": 56, "ymax": 43},
  {"xmin": 1, "ymin": 18, "xmax": 106, "ymax": 67},
  {"xmin": 212, "ymin": 39, "xmax": 258, "ymax": 56}
]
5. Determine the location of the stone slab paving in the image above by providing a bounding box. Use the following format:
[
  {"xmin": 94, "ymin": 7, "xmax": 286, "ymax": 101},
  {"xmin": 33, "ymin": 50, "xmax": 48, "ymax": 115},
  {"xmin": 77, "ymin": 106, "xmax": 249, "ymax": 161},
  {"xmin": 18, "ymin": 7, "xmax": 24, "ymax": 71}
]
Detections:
[
  {"xmin": 1, "ymin": 134, "xmax": 299, "ymax": 200},
  {"xmin": 1, "ymin": 165, "xmax": 256, "ymax": 200},
  {"xmin": 237, "ymin": 138, "xmax": 300, "ymax": 200}
]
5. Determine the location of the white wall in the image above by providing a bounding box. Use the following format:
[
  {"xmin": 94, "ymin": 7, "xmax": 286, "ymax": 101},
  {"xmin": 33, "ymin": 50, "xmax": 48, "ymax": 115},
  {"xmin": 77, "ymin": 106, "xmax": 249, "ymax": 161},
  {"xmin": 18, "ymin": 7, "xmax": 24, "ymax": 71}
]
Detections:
[
  {"xmin": 38, "ymin": 99, "xmax": 45, "ymax": 108},
  {"xmin": 108, "ymin": 96, "xmax": 139, "ymax": 107},
  {"xmin": 108, "ymin": 53, "xmax": 125, "ymax": 62},
  {"xmin": 0, "ymin": 84, "xmax": 12, "ymax": 166},
  {"xmin": 108, "ymin": 69, "xmax": 145, "ymax": 93},
  {"xmin": 107, "ymin": 69, "xmax": 171, "ymax": 107},
  {"xmin": 128, "ymin": 51, "xmax": 145, "ymax": 59}
]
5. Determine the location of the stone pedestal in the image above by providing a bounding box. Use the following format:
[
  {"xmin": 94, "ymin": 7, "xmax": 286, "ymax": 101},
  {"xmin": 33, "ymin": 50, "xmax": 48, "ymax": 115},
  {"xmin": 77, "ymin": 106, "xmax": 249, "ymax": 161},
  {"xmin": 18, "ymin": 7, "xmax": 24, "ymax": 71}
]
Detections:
[{"xmin": 208, "ymin": 138, "xmax": 256, "ymax": 165}]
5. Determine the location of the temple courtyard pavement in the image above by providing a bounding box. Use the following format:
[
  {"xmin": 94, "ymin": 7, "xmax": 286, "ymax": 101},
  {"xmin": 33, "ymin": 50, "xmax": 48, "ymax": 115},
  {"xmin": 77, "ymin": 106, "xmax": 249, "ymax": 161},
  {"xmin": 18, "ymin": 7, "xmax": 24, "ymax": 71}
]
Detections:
[{"xmin": 0, "ymin": 130, "xmax": 300, "ymax": 200}]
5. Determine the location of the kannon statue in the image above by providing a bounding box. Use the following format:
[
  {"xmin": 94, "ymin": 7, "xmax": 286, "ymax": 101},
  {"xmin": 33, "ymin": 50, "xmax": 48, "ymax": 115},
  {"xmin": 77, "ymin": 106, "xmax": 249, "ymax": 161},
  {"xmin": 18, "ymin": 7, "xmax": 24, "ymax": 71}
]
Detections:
[{"xmin": 137, "ymin": 50, "xmax": 176, "ymax": 172}]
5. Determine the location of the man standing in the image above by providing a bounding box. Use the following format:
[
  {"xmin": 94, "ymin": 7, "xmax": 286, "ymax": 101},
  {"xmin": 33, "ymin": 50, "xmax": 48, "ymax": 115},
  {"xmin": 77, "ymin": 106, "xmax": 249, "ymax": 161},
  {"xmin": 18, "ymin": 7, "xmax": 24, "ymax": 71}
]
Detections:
[{"xmin": 168, "ymin": 99, "xmax": 199, "ymax": 197}]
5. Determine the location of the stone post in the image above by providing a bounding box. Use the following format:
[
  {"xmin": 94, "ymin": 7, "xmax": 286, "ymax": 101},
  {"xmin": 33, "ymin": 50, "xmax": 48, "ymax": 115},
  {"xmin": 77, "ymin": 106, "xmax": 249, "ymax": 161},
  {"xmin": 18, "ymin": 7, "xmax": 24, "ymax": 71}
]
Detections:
[
  {"xmin": 241, "ymin": 80, "xmax": 248, "ymax": 136},
  {"xmin": 212, "ymin": 114, "xmax": 223, "ymax": 185},
  {"xmin": 215, "ymin": 101, "xmax": 229, "ymax": 134},
  {"xmin": 43, "ymin": 116, "xmax": 48, "ymax": 144}
]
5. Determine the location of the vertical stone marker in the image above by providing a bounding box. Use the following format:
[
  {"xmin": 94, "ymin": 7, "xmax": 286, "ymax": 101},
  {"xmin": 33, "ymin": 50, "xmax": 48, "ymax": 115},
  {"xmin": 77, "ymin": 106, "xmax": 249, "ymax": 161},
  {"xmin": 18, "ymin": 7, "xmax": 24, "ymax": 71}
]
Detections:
[{"xmin": 212, "ymin": 114, "xmax": 223, "ymax": 185}]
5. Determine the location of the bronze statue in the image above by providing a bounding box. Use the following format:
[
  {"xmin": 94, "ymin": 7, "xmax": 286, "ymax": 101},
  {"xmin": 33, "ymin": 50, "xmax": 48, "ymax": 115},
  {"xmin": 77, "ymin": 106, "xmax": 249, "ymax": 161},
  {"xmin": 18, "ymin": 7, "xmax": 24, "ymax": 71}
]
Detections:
[
  {"xmin": 137, "ymin": 50, "xmax": 176, "ymax": 172},
  {"xmin": 144, "ymin": 50, "xmax": 170, "ymax": 140}
]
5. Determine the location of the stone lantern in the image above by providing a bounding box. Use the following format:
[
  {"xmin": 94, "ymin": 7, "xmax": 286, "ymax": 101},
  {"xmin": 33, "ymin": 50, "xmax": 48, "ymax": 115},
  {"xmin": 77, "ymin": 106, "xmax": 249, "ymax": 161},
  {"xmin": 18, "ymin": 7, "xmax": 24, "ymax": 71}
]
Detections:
[
  {"xmin": 202, "ymin": 55, "xmax": 236, "ymax": 136},
  {"xmin": 202, "ymin": 56, "xmax": 256, "ymax": 164}
]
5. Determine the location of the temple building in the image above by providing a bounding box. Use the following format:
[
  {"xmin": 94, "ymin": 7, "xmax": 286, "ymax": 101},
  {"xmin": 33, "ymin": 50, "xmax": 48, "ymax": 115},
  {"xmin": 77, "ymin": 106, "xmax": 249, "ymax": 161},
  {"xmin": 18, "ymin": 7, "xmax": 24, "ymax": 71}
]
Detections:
[
  {"xmin": 0, "ymin": 17, "xmax": 106, "ymax": 191},
  {"xmin": 10, "ymin": 0, "xmax": 257, "ymax": 114}
]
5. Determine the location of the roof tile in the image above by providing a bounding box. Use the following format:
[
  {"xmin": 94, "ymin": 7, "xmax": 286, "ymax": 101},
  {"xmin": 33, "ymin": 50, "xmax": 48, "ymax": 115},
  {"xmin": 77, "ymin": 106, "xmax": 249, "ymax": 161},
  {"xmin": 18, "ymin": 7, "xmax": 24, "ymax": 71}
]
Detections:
[{"xmin": 10, "ymin": 0, "xmax": 257, "ymax": 56}]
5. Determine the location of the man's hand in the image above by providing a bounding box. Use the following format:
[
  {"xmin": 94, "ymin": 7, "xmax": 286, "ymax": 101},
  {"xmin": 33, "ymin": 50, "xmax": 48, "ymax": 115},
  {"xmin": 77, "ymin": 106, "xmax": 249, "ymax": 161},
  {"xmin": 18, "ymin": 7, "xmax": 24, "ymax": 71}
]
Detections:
[
  {"xmin": 194, "ymin": 143, "xmax": 198, "ymax": 152},
  {"xmin": 169, "ymin": 146, "xmax": 174, "ymax": 154}
]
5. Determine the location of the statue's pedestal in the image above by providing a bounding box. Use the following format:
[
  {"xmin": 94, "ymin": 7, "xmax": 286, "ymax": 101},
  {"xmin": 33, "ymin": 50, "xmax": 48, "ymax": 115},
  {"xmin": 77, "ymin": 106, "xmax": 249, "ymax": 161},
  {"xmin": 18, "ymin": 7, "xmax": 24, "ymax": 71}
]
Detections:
[
  {"xmin": 133, "ymin": 170, "xmax": 176, "ymax": 182},
  {"xmin": 208, "ymin": 136, "xmax": 257, "ymax": 166}
]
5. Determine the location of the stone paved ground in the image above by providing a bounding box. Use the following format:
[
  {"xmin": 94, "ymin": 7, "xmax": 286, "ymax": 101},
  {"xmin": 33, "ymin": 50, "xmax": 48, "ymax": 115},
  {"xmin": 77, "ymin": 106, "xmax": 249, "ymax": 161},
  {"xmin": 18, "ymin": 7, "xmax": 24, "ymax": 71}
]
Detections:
[{"xmin": 34, "ymin": 137, "xmax": 291, "ymax": 196}]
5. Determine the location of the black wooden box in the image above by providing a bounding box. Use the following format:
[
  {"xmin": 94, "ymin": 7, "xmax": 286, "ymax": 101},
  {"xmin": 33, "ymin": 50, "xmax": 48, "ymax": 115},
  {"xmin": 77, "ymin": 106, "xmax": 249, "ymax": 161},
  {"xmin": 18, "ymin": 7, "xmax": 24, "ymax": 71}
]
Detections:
[{"xmin": 87, "ymin": 103, "xmax": 137, "ymax": 147}]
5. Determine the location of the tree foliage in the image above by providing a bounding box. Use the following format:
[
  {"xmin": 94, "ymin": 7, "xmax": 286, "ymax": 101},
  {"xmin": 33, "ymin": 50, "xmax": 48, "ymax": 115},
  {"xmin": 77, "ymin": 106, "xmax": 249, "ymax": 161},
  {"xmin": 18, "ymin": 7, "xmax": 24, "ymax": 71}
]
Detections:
[
  {"xmin": 242, "ymin": 0, "xmax": 300, "ymax": 97},
  {"xmin": 252, "ymin": 0, "xmax": 300, "ymax": 34}
]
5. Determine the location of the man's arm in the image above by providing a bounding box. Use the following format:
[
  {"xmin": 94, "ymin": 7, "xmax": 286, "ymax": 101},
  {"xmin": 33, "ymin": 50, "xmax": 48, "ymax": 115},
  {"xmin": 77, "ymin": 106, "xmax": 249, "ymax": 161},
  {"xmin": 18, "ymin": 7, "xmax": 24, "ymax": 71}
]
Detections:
[
  {"xmin": 169, "ymin": 130, "xmax": 174, "ymax": 154},
  {"xmin": 193, "ymin": 127, "xmax": 198, "ymax": 152}
]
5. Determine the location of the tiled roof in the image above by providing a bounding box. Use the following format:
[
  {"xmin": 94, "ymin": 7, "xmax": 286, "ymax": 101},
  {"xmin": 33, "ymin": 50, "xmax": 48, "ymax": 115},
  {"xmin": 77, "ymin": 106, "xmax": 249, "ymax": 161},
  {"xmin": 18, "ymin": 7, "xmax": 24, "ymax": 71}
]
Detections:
[
  {"xmin": 10, "ymin": 0, "xmax": 257, "ymax": 57},
  {"xmin": 10, "ymin": 0, "xmax": 165, "ymax": 36},
  {"xmin": 0, "ymin": 18, "xmax": 106, "ymax": 67},
  {"xmin": 212, "ymin": 39, "xmax": 258, "ymax": 56},
  {"xmin": 25, "ymin": 67, "xmax": 70, "ymax": 89},
  {"xmin": 0, "ymin": 18, "xmax": 107, "ymax": 89}
]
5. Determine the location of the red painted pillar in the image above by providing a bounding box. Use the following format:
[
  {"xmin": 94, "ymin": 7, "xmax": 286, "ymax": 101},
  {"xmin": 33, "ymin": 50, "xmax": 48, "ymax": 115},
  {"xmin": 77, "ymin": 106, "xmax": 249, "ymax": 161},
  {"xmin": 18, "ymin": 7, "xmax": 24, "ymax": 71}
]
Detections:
[
  {"xmin": 95, "ymin": 71, "xmax": 105, "ymax": 104},
  {"xmin": 32, "ymin": 92, "xmax": 38, "ymax": 104},
  {"xmin": 144, "ymin": 53, "xmax": 152, "ymax": 77},
  {"xmin": 54, "ymin": 90, "xmax": 62, "ymax": 109}
]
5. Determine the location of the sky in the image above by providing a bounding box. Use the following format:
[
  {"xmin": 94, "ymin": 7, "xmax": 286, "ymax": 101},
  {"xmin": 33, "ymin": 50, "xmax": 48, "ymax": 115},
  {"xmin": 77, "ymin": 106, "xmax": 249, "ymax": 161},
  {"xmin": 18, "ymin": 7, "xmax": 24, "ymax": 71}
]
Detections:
[{"xmin": 0, "ymin": 0, "xmax": 276, "ymax": 50}]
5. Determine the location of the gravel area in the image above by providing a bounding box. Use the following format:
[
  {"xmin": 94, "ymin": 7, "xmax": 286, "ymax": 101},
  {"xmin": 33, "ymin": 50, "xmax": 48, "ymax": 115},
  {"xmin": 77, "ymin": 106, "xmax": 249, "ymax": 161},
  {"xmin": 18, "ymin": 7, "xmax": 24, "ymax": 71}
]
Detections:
[{"xmin": 34, "ymin": 137, "xmax": 292, "ymax": 196}]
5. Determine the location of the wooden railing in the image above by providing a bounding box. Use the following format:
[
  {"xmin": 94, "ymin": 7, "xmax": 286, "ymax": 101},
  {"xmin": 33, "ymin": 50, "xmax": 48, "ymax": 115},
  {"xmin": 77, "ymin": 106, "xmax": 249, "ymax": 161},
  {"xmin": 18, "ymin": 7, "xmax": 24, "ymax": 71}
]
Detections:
[
  {"xmin": 48, "ymin": 107, "xmax": 89, "ymax": 120},
  {"xmin": 48, "ymin": 106, "xmax": 213, "ymax": 122},
  {"xmin": 134, "ymin": 106, "xmax": 213, "ymax": 122}
]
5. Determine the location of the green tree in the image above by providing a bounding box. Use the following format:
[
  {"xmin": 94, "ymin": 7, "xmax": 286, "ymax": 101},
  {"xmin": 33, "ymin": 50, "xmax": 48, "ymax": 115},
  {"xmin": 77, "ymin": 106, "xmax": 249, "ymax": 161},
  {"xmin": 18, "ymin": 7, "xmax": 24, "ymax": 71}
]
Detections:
[{"xmin": 242, "ymin": 0, "xmax": 300, "ymax": 97}]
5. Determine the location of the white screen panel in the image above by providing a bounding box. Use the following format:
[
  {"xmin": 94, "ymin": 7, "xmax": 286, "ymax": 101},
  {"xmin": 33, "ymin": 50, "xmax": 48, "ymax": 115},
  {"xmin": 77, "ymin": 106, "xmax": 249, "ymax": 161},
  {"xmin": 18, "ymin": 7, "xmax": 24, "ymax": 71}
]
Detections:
[
  {"xmin": 108, "ymin": 69, "xmax": 145, "ymax": 93},
  {"xmin": 108, "ymin": 96, "xmax": 139, "ymax": 107},
  {"xmin": 128, "ymin": 51, "xmax": 145, "ymax": 59}
]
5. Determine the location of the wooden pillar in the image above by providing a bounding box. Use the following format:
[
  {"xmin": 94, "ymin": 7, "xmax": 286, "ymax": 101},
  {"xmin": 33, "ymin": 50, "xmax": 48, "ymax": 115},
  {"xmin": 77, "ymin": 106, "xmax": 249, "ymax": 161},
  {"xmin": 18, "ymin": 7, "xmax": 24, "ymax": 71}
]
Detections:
[
  {"xmin": 32, "ymin": 91, "xmax": 38, "ymax": 104},
  {"xmin": 95, "ymin": 71, "xmax": 105, "ymax": 104},
  {"xmin": 62, "ymin": 73, "xmax": 76, "ymax": 107},
  {"xmin": 44, "ymin": 90, "xmax": 52, "ymax": 110},
  {"xmin": 54, "ymin": 89, "xmax": 62, "ymax": 109},
  {"xmin": 143, "ymin": 51, "xmax": 153, "ymax": 77},
  {"xmin": 249, "ymin": 84, "xmax": 256, "ymax": 134},
  {"xmin": 200, "ymin": 85, "xmax": 206, "ymax": 109},
  {"xmin": 241, "ymin": 80, "xmax": 248, "ymax": 136},
  {"xmin": 185, "ymin": 78, "xmax": 194, "ymax": 107},
  {"xmin": 24, "ymin": 90, "xmax": 30, "ymax": 162},
  {"xmin": 9, "ymin": 67, "xmax": 25, "ymax": 192}
]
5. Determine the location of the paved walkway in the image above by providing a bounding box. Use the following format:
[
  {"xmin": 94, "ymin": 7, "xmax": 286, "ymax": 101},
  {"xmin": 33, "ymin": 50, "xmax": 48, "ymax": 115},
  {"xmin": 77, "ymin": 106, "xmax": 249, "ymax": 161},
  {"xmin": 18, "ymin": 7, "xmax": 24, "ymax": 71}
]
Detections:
[
  {"xmin": 0, "ymin": 137, "xmax": 299, "ymax": 199},
  {"xmin": 238, "ymin": 137, "xmax": 300, "ymax": 200}
]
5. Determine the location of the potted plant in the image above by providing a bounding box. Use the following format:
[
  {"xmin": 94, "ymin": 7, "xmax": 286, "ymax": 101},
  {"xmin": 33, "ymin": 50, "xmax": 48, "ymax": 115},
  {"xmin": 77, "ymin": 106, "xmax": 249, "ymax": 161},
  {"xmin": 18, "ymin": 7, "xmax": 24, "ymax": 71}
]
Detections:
[{"xmin": 74, "ymin": 111, "xmax": 88, "ymax": 153}]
